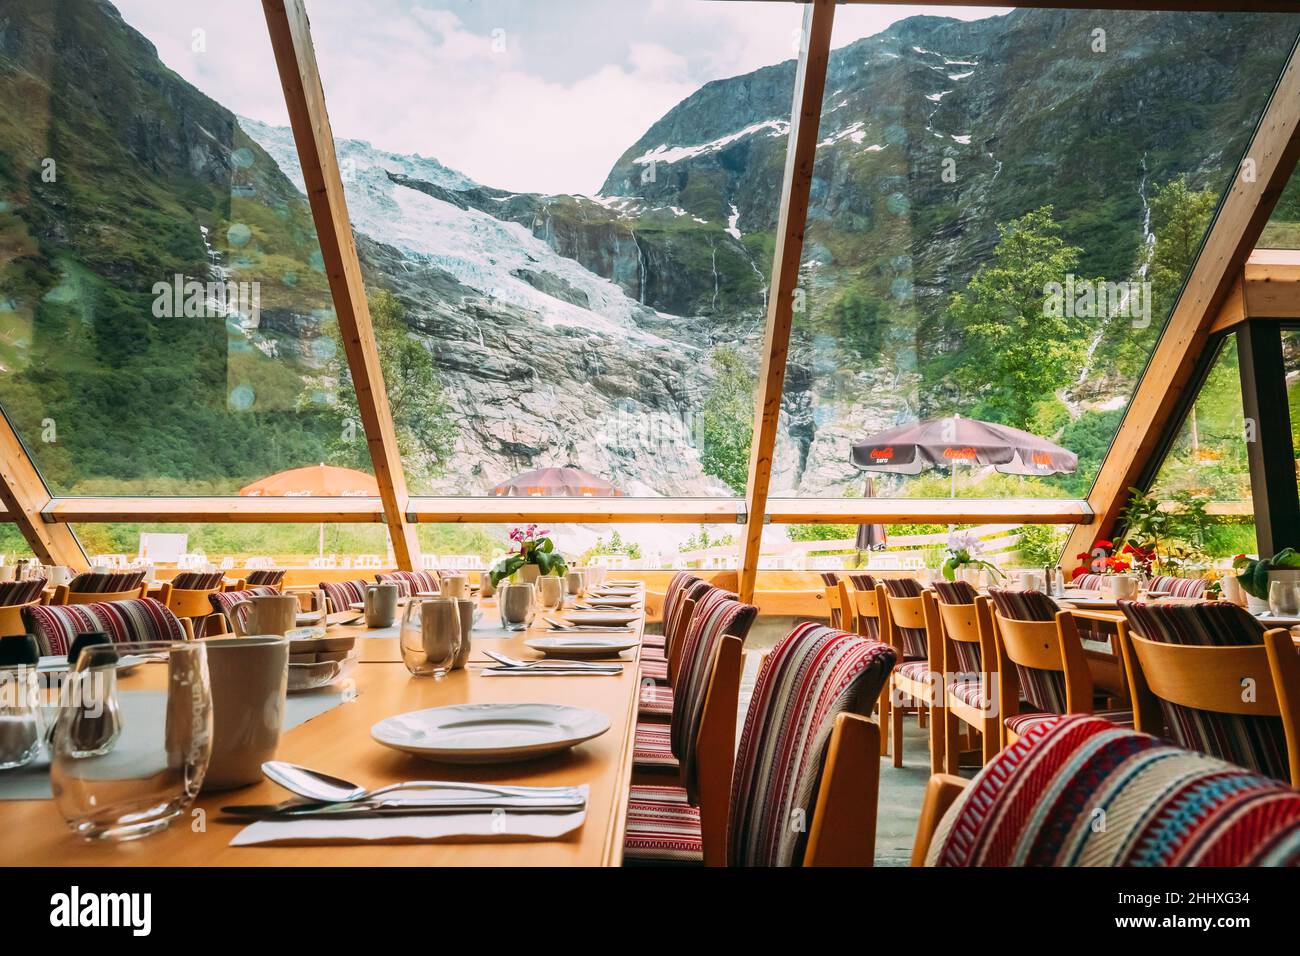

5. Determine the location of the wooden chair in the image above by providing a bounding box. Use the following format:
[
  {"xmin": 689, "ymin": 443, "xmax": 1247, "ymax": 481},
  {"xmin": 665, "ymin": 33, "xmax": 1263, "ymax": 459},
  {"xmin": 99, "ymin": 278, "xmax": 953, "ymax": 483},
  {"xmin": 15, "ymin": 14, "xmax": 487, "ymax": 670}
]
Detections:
[
  {"xmin": 0, "ymin": 600, "xmax": 42, "ymax": 638},
  {"xmin": 51, "ymin": 570, "xmax": 148, "ymax": 606},
  {"xmin": 878, "ymin": 579, "xmax": 943, "ymax": 771},
  {"xmin": 987, "ymin": 587, "xmax": 1132, "ymax": 748},
  {"xmin": 625, "ymin": 622, "xmax": 897, "ymax": 866},
  {"xmin": 625, "ymin": 593, "xmax": 757, "ymax": 863},
  {"xmin": 1116, "ymin": 600, "xmax": 1300, "ymax": 786},
  {"xmin": 156, "ymin": 571, "xmax": 226, "ymax": 637},
  {"xmin": 819, "ymin": 571, "xmax": 843, "ymax": 627},
  {"xmin": 930, "ymin": 581, "xmax": 1000, "ymax": 772},
  {"xmin": 835, "ymin": 572, "xmax": 880, "ymax": 638},
  {"xmin": 914, "ymin": 714, "xmax": 1300, "ymax": 867},
  {"xmin": 637, "ymin": 579, "xmax": 711, "ymax": 712},
  {"xmin": 22, "ymin": 596, "xmax": 192, "ymax": 656}
]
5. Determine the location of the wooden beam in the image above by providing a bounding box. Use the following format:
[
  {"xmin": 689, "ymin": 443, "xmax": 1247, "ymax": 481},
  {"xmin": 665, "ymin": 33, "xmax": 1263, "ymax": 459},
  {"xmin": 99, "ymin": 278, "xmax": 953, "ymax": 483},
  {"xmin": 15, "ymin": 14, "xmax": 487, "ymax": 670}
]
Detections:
[
  {"xmin": 0, "ymin": 408, "xmax": 87, "ymax": 568},
  {"xmin": 262, "ymin": 0, "xmax": 420, "ymax": 570},
  {"xmin": 1237, "ymin": 320, "xmax": 1300, "ymax": 555},
  {"xmin": 1065, "ymin": 41, "xmax": 1300, "ymax": 563},
  {"xmin": 738, "ymin": 0, "xmax": 835, "ymax": 604},
  {"xmin": 1243, "ymin": 248, "xmax": 1300, "ymax": 317},
  {"xmin": 408, "ymin": 497, "xmax": 744, "ymax": 524},
  {"xmin": 45, "ymin": 497, "xmax": 384, "ymax": 524},
  {"xmin": 763, "ymin": 497, "xmax": 1092, "ymax": 525}
]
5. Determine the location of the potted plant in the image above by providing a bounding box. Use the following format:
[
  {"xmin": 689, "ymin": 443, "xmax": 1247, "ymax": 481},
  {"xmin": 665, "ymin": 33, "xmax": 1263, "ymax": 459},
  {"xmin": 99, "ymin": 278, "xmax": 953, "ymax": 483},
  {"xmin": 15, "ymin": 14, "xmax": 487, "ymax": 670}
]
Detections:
[
  {"xmin": 941, "ymin": 530, "xmax": 1001, "ymax": 584},
  {"xmin": 489, "ymin": 524, "xmax": 568, "ymax": 587},
  {"xmin": 1232, "ymin": 549, "xmax": 1300, "ymax": 613}
]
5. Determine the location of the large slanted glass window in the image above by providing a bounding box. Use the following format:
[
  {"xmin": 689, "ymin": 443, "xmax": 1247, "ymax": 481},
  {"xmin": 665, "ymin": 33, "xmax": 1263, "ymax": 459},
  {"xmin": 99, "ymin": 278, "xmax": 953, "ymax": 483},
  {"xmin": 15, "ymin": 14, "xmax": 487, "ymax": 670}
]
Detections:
[
  {"xmin": 768, "ymin": 6, "xmax": 1300, "ymax": 505},
  {"xmin": 306, "ymin": 0, "xmax": 803, "ymax": 499},
  {"xmin": 1146, "ymin": 337, "xmax": 1256, "ymax": 567},
  {"xmin": 0, "ymin": 0, "xmax": 371, "ymax": 496},
  {"xmin": 1261, "ymin": 158, "xmax": 1300, "ymax": 249}
]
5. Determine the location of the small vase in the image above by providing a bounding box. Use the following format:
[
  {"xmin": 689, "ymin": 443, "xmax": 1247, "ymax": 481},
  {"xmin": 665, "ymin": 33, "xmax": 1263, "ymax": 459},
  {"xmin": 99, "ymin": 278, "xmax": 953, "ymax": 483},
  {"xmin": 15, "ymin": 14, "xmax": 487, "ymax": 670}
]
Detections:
[{"xmin": 518, "ymin": 564, "xmax": 541, "ymax": 586}]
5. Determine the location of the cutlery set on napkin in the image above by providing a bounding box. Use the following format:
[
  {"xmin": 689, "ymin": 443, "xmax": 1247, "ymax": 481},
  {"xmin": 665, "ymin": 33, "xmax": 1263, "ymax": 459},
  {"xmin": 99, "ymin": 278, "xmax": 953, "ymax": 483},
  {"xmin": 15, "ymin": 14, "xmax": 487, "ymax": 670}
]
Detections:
[{"xmin": 479, "ymin": 649, "xmax": 623, "ymax": 676}]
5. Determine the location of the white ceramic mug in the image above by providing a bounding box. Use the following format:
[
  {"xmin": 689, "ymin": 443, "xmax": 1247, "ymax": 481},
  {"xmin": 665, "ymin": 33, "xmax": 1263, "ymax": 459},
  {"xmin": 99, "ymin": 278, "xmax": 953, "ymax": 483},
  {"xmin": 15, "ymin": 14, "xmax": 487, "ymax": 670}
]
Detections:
[
  {"xmin": 47, "ymin": 566, "xmax": 70, "ymax": 586},
  {"xmin": 232, "ymin": 594, "xmax": 299, "ymax": 637},
  {"xmin": 1107, "ymin": 574, "xmax": 1139, "ymax": 600},
  {"xmin": 200, "ymin": 636, "xmax": 289, "ymax": 790},
  {"xmin": 478, "ymin": 570, "xmax": 495, "ymax": 599},
  {"xmin": 537, "ymin": 574, "xmax": 564, "ymax": 611},
  {"xmin": 565, "ymin": 569, "xmax": 585, "ymax": 596},
  {"xmin": 442, "ymin": 573, "xmax": 469, "ymax": 600},
  {"xmin": 364, "ymin": 584, "xmax": 399, "ymax": 628}
]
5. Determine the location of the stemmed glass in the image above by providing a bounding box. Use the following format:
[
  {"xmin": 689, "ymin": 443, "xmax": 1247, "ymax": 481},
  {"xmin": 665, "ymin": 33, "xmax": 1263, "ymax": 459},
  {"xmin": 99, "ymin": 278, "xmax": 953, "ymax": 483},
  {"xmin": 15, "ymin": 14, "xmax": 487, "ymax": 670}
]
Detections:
[
  {"xmin": 50, "ymin": 641, "xmax": 212, "ymax": 841},
  {"xmin": 400, "ymin": 598, "xmax": 461, "ymax": 678}
]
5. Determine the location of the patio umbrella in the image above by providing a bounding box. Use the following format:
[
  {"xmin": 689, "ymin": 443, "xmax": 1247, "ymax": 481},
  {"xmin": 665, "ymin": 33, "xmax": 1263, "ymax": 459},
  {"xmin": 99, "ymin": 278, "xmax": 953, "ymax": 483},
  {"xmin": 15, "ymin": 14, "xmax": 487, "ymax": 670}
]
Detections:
[
  {"xmin": 854, "ymin": 476, "xmax": 887, "ymax": 552},
  {"xmin": 490, "ymin": 465, "xmax": 622, "ymax": 497},
  {"xmin": 851, "ymin": 414, "xmax": 1077, "ymax": 497},
  {"xmin": 240, "ymin": 463, "xmax": 379, "ymax": 558}
]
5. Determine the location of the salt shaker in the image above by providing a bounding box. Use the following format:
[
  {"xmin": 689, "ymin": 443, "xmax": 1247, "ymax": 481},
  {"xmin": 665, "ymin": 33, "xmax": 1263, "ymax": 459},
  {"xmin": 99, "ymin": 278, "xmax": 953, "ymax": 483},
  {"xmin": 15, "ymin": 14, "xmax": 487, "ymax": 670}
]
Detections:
[{"xmin": 0, "ymin": 634, "xmax": 43, "ymax": 770}]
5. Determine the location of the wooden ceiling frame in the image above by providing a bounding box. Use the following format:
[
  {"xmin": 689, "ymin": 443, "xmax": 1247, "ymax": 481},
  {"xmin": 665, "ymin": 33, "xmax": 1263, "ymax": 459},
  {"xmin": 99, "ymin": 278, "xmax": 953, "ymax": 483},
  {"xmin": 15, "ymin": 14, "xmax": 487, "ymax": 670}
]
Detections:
[
  {"xmin": 1064, "ymin": 38, "xmax": 1300, "ymax": 564},
  {"xmin": 262, "ymin": 0, "xmax": 421, "ymax": 570},
  {"xmin": 0, "ymin": 406, "xmax": 87, "ymax": 568},
  {"xmin": 738, "ymin": 0, "xmax": 835, "ymax": 603}
]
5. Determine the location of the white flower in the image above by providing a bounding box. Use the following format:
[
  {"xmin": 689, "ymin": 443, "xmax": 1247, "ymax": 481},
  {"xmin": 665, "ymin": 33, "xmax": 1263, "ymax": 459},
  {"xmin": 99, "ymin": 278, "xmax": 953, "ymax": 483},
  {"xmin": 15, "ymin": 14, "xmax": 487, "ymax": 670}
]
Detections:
[{"xmin": 947, "ymin": 530, "xmax": 983, "ymax": 556}]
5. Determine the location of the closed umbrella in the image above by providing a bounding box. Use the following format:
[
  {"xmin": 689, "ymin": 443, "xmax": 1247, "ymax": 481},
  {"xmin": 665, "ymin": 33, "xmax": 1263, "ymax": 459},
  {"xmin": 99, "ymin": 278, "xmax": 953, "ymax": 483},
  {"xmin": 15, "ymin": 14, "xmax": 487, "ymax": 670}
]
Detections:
[
  {"xmin": 490, "ymin": 465, "xmax": 622, "ymax": 497},
  {"xmin": 854, "ymin": 477, "xmax": 887, "ymax": 552}
]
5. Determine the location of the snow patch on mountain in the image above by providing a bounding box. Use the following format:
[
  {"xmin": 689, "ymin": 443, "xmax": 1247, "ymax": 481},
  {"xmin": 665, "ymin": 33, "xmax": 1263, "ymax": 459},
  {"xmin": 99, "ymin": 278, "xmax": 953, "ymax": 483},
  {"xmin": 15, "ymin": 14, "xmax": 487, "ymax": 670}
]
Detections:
[{"xmin": 633, "ymin": 119, "xmax": 790, "ymax": 166}]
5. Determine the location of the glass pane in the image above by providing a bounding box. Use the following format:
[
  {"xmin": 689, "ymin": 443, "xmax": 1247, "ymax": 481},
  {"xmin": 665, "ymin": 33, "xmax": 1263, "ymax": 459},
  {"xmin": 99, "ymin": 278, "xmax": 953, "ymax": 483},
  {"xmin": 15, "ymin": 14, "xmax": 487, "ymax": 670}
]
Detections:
[
  {"xmin": 772, "ymin": 6, "xmax": 1299, "ymax": 500},
  {"xmin": 0, "ymin": 0, "xmax": 371, "ymax": 495},
  {"xmin": 1260, "ymin": 159, "xmax": 1300, "ymax": 249},
  {"xmin": 306, "ymin": 0, "xmax": 805, "ymax": 496},
  {"xmin": 1146, "ymin": 337, "xmax": 1256, "ymax": 569},
  {"xmin": 0, "ymin": 527, "xmax": 34, "ymax": 561}
]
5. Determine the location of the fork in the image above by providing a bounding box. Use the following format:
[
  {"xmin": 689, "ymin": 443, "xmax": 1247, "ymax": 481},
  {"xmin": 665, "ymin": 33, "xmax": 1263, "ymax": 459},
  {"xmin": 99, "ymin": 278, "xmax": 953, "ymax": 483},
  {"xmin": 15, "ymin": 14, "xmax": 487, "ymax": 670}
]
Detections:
[{"xmin": 483, "ymin": 649, "xmax": 621, "ymax": 670}]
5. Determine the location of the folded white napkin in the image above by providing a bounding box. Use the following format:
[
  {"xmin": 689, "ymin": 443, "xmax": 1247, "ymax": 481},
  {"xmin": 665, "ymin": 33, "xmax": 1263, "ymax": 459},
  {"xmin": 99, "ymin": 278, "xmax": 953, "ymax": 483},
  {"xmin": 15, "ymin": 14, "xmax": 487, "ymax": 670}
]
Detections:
[{"xmin": 230, "ymin": 786, "xmax": 588, "ymax": 846}]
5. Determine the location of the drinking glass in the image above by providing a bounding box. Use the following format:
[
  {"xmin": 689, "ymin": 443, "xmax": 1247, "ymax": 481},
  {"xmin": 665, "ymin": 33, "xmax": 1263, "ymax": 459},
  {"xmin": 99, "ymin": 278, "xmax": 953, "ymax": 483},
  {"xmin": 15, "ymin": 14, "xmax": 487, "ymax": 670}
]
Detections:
[
  {"xmin": 50, "ymin": 641, "xmax": 212, "ymax": 841},
  {"xmin": 498, "ymin": 582, "xmax": 536, "ymax": 631},
  {"xmin": 0, "ymin": 661, "xmax": 43, "ymax": 770},
  {"xmin": 1269, "ymin": 579, "xmax": 1300, "ymax": 617},
  {"xmin": 537, "ymin": 574, "xmax": 565, "ymax": 612},
  {"xmin": 400, "ymin": 598, "xmax": 461, "ymax": 678}
]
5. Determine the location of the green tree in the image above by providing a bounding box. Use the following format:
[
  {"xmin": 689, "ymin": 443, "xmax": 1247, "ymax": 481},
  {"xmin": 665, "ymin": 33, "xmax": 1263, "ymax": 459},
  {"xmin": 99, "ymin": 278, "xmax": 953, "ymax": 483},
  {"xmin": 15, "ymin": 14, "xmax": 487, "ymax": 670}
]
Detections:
[
  {"xmin": 945, "ymin": 207, "xmax": 1089, "ymax": 428},
  {"xmin": 319, "ymin": 290, "xmax": 456, "ymax": 487},
  {"xmin": 698, "ymin": 347, "xmax": 754, "ymax": 494}
]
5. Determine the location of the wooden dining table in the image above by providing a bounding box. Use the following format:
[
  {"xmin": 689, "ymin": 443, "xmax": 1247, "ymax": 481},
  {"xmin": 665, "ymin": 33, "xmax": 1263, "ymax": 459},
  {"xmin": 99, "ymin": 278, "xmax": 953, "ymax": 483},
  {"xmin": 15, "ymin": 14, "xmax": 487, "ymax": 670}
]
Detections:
[{"xmin": 0, "ymin": 592, "xmax": 646, "ymax": 867}]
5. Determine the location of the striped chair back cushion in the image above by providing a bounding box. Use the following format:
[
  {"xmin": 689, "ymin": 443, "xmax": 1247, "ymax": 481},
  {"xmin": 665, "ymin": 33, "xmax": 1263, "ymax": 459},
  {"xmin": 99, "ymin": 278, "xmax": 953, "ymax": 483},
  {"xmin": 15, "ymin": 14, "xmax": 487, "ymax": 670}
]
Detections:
[
  {"xmin": 23, "ymin": 598, "xmax": 186, "ymax": 657},
  {"xmin": 245, "ymin": 569, "xmax": 286, "ymax": 587},
  {"xmin": 376, "ymin": 570, "xmax": 440, "ymax": 597},
  {"xmin": 208, "ymin": 586, "xmax": 281, "ymax": 625},
  {"xmin": 171, "ymin": 570, "xmax": 225, "ymax": 591},
  {"xmin": 845, "ymin": 573, "xmax": 880, "ymax": 639},
  {"xmin": 819, "ymin": 572, "xmax": 843, "ymax": 627},
  {"xmin": 929, "ymin": 715, "xmax": 1300, "ymax": 866},
  {"xmin": 1073, "ymin": 573, "xmax": 1105, "ymax": 591},
  {"xmin": 670, "ymin": 592, "xmax": 757, "ymax": 796},
  {"xmin": 1118, "ymin": 600, "xmax": 1287, "ymax": 780},
  {"xmin": 933, "ymin": 579, "xmax": 982, "ymax": 673},
  {"xmin": 663, "ymin": 571, "xmax": 702, "ymax": 628},
  {"xmin": 987, "ymin": 587, "xmax": 1067, "ymax": 713},
  {"xmin": 818, "ymin": 572, "xmax": 840, "ymax": 586},
  {"xmin": 1148, "ymin": 575, "xmax": 1209, "ymax": 599},
  {"xmin": 67, "ymin": 570, "xmax": 147, "ymax": 594},
  {"xmin": 728, "ymin": 623, "xmax": 898, "ymax": 867},
  {"xmin": 0, "ymin": 578, "xmax": 47, "ymax": 607},
  {"xmin": 321, "ymin": 580, "xmax": 370, "ymax": 613},
  {"xmin": 881, "ymin": 577, "xmax": 927, "ymax": 658}
]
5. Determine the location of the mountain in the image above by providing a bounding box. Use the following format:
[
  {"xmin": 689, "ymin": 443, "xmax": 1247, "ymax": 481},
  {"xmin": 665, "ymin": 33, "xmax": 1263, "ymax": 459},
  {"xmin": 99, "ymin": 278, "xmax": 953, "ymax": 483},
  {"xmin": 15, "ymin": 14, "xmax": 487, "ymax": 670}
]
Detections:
[{"xmin": 2, "ymin": 1, "xmax": 1297, "ymax": 500}]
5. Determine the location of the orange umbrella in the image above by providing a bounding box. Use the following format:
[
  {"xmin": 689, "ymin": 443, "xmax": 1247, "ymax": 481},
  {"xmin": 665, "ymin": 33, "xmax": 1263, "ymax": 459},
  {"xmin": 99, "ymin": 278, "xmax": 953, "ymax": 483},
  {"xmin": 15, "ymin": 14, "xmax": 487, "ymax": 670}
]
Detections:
[
  {"xmin": 490, "ymin": 465, "xmax": 621, "ymax": 497},
  {"xmin": 239, "ymin": 464, "xmax": 379, "ymax": 498},
  {"xmin": 240, "ymin": 464, "xmax": 379, "ymax": 559}
]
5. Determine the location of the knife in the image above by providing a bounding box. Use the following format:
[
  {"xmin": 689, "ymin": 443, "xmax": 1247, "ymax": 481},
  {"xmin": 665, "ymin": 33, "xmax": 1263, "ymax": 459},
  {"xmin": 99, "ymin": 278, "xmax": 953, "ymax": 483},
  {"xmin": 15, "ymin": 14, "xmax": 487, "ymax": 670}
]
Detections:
[{"xmin": 222, "ymin": 796, "xmax": 587, "ymax": 819}]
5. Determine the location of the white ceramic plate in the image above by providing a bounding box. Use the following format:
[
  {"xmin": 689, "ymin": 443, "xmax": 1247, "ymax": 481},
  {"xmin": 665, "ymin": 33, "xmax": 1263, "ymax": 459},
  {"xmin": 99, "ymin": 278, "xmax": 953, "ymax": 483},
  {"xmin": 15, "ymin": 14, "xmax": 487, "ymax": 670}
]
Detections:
[
  {"xmin": 577, "ymin": 594, "xmax": 641, "ymax": 608},
  {"xmin": 556, "ymin": 609, "xmax": 640, "ymax": 626},
  {"xmin": 347, "ymin": 597, "xmax": 411, "ymax": 611},
  {"xmin": 296, "ymin": 610, "xmax": 325, "ymax": 625},
  {"xmin": 371, "ymin": 703, "xmax": 610, "ymax": 764},
  {"xmin": 525, "ymin": 635, "xmax": 640, "ymax": 658}
]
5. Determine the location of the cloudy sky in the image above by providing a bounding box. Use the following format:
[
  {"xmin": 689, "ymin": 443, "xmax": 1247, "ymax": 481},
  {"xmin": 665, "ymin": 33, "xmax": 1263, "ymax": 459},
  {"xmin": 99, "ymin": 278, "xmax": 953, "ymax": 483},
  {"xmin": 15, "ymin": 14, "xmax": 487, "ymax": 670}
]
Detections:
[{"xmin": 113, "ymin": 0, "xmax": 1008, "ymax": 195}]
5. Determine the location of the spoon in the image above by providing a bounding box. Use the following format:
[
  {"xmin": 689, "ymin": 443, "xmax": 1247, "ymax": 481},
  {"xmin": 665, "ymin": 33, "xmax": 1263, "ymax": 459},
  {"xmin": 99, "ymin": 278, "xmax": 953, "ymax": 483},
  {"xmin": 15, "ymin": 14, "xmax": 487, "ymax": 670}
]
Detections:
[{"xmin": 261, "ymin": 760, "xmax": 581, "ymax": 803}]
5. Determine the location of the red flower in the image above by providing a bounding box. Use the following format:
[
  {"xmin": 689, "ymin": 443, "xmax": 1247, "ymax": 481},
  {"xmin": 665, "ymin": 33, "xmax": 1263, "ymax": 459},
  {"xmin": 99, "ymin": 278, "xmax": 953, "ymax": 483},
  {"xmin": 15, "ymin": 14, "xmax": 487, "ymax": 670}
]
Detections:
[{"xmin": 1095, "ymin": 539, "xmax": 1114, "ymax": 550}]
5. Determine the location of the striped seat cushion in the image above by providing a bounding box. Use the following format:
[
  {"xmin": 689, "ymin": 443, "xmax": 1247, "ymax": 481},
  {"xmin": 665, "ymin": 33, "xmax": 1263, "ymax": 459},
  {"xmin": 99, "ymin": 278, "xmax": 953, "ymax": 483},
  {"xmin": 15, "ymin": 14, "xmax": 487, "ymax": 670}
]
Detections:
[
  {"xmin": 643, "ymin": 634, "xmax": 665, "ymax": 648},
  {"xmin": 23, "ymin": 598, "xmax": 185, "ymax": 657},
  {"xmin": 882, "ymin": 577, "xmax": 927, "ymax": 657},
  {"xmin": 1148, "ymin": 575, "xmax": 1208, "ymax": 599},
  {"xmin": 662, "ymin": 571, "xmax": 702, "ymax": 627},
  {"xmin": 208, "ymin": 586, "xmax": 281, "ymax": 626},
  {"xmin": 638, "ymin": 684, "xmax": 674, "ymax": 718},
  {"xmin": 1072, "ymin": 573, "xmax": 1106, "ymax": 591},
  {"xmin": 933, "ymin": 579, "xmax": 979, "ymax": 605},
  {"xmin": 67, "ymin": 570, "xmax": 147, "ymax": 594},
  {"xmin": 0, "ymin": 578, "xmax": 46, "ymax": 607},
  {"xmin": 1119, "ymin": 600, "xmax": 1289, "ymax": 780},
  {"xmin": 633, "ymin": 722, "xmax": 679, "ymax": 769},
  {"xmin": 844, "ymin": 573, "xmax": 881, "ymax": 639},
  {"xmin": 728, "ymin": 623, "xmax": 898, "ymax": 866},
  {"xmin": 896, "ymin": 660, "xmax": 934, "ymax": 684},
  {"xmin": 623, "ymin": 784, "xmax": 702, "ymax": 862},
  {"xmin": 932, "ymin": 580, "xmax": 982, "ymax": 673},
  {"xmin": 171, "ymin": 570, "xmax": 225, "ymax": 590},
  {"xmin": 1005, "ymin": 708, "xmax": 1133, "ymax": 737},
  {"xmin": 948, "ymin": 680, "xmax": 990, "ymax": 712},
  {"xmin": 321, "ymin": 580, "xmax": 369, "ymax": 614},
  {"xmin": 819, "ymin": 572, "xmax": 842, "ymax": 627},
  {"xmin": 640, "ymin": 657, "xmax": 668, "ymax": 683},
  {"xmin": 245, "ymin": 569, "xmax": 287, "ymax": 587},
  {"xmin": 929, "ymin": 714, "xmax": 1300, "ymax": 866},
  {"xmin": 641, "ymin": 645, "xmax": 666, "ymax": 662},
  {"xmin": 376, "ymin": 570, "xmax": 441, "ymax": 597}
]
